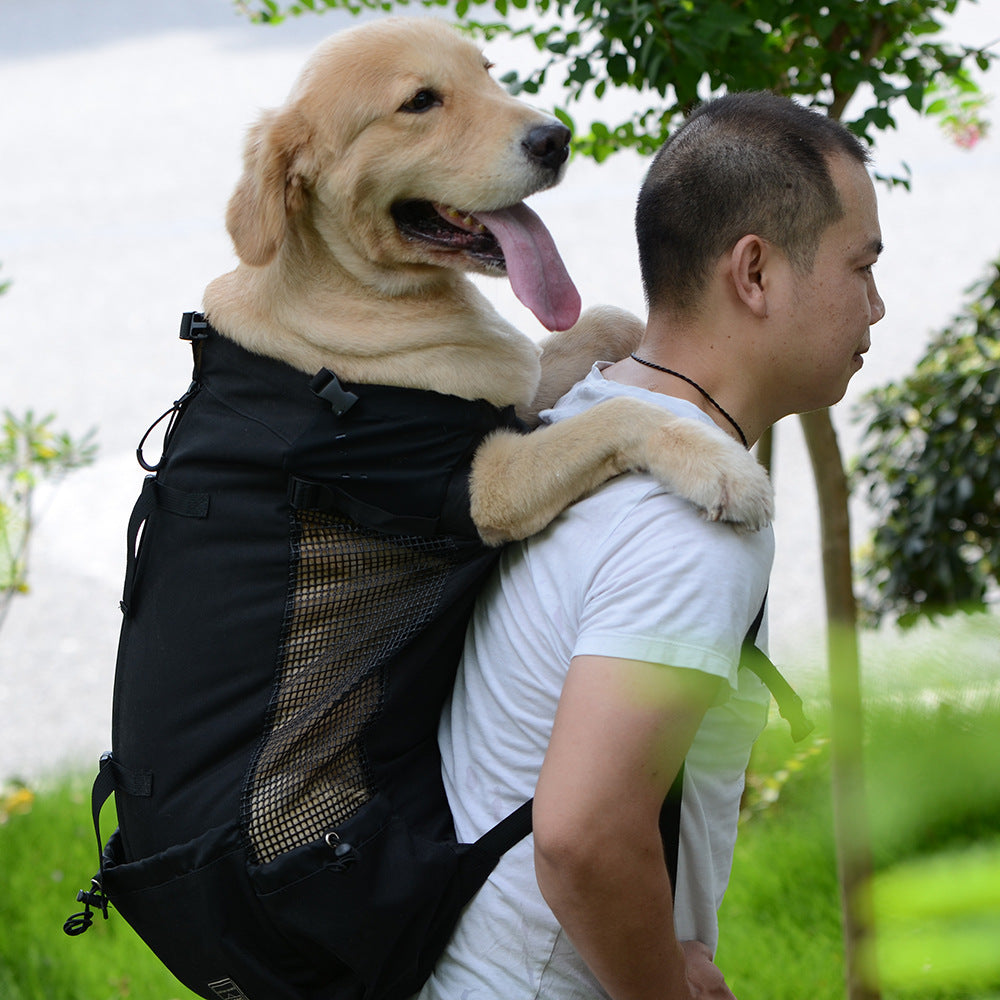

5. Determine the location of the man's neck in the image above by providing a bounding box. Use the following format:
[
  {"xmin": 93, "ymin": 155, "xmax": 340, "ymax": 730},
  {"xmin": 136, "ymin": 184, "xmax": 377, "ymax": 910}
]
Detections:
[{"xmin": 604, "ymin": 344, "xmax": 760, "ymax": 448}]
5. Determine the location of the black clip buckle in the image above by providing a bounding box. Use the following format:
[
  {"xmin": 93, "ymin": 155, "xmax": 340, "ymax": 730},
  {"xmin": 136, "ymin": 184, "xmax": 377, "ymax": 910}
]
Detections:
[
  {"xmin": 179, "ymin": 311, "xmax": 210, "ymax": 342},
  {"xmin": 310, "ymin": 369, "xmax": 359, "ymax": 416}
]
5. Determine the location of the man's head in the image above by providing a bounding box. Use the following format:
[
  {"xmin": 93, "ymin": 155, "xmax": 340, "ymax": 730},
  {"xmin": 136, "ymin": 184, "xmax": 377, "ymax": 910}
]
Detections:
[{"xmin": 636, "ymin": 91, "xmax": 871, "ymax": 317}]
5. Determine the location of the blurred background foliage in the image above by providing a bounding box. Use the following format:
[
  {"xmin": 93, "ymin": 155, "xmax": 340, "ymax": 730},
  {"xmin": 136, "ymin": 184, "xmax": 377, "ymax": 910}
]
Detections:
[{"xmin": 854, "ymin": 255, "xmax": 1000, "ymax": 628}]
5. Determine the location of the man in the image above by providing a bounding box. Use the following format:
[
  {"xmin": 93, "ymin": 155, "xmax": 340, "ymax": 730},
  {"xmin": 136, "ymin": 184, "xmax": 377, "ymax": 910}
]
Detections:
[{"xmin": 417, "ymin": 91, "xmax": 885, "ymax": 999}]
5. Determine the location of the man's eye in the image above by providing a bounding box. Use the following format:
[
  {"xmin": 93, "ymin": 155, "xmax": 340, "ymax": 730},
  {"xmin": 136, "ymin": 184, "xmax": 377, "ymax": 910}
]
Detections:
[{"xmin": 400, "ymin": 89, "xmax": 442, "ymax": 113}]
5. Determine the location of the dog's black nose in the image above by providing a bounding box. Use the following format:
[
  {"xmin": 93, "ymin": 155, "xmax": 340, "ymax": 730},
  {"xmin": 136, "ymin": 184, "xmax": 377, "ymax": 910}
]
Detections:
[{"xmin": 524, "ymin": 123, "xmax": 571, "ymax": 171}]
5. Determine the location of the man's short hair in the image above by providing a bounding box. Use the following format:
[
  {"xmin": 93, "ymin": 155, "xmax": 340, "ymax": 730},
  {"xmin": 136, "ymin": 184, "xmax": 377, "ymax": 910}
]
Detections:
[{"xmin": 636, "ymin": 91, "xmax": 871, "ymax": 315}]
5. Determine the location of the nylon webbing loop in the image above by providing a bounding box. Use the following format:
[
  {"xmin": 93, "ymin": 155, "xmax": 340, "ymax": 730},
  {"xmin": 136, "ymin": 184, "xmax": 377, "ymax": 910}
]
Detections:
[
  {"xmin": 154, "ymin": 480, "xmax": 210, "ymax": 519},
  {"xmin": 121, "ymin": 476, "xmax": 210, "ymax": 616},
  {"xmin": 64, "ymin": 754, "xmax": 153, "ymax": 936},
  {"xmin": 89, "ymin": 753, "xmax": 152, "ymax": 873},
  {"xmin": 98, "ymin": 752, "xmax": 154, "ymax": 799},
  {"xmin": 288, "ymin": 476, "xmax": 439, "ymax": 538}
]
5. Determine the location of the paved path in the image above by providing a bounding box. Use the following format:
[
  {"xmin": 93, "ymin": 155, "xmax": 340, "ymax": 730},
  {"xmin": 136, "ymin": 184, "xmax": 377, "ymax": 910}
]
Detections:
[{"xmin": 2, "ymin": 0, "xmax": 998, "ymax": 780}]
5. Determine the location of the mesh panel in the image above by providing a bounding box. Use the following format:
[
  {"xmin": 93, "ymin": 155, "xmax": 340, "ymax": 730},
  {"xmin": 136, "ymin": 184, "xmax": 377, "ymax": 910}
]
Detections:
[{"xmin": 244, "ymin": 510, "xmax": 458, "ymax": 865}]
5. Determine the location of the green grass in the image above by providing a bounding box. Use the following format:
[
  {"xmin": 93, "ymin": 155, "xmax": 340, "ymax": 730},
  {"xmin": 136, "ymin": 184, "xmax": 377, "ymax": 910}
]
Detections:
[
  {"xmin": 0, "ymin": 776, "xmax": 199, "ymax": 1000},
  {"xmin": 717, "ymin": 693, "xmax": 1000, "ymax": 1000},
  {"xmin": 718, "ymin": 724, "xmax": 846, "ymax": 999},
  {"xmin": 7, "ymin": 761, "xmax": 846, "ymax": 1000},
  {"xmin": 3, "ymin": 622, "xmax": 999, "ymax": 1000}
]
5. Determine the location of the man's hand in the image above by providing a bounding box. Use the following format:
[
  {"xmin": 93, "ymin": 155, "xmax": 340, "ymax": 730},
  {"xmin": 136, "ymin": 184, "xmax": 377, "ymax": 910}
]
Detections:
[{"xmin": 682, "ymin": 941, "xmax": 737, "ymax": 999}]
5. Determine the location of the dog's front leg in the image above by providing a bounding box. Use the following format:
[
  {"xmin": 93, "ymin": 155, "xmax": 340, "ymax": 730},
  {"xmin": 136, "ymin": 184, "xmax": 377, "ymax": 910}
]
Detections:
[
  {"xmin": 518, "ymin": 305, "xmax": 646, "ymax": 426},
  {"xmin": 470, "ymin": 396, "xmax": 774, "ymax": 546}
]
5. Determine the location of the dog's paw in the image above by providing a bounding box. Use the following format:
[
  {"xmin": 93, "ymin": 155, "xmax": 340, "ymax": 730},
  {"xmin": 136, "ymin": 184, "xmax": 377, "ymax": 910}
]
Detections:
[
  {"xmin": 644, "ymin": 419, "xmax": 774, "ymax": 532},
  {"xmin": 700, "ymin": 447, "xmax": 774, "ymax": 533}
]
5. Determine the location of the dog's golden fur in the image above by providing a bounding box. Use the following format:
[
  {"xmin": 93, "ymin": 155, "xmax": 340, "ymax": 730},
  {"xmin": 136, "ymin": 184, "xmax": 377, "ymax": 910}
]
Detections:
[{"xmin": 203, "ymin": 17, "xmax": 772, "ymax": 543}]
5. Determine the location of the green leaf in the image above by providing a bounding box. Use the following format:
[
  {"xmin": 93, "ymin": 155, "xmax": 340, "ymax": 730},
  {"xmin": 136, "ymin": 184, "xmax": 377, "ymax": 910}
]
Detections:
[
  {"xmin": 233, "ymin": 0, "xmax": 998, "ymax": 170},
  {"xmin": 552, "ymin": 106, "xmax": 575, "ymax": 132}
]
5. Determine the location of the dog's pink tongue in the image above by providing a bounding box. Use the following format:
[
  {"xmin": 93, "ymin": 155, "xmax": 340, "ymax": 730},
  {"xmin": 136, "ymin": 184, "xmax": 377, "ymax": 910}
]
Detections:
[{"xmin": 475, "ymin": 203, "xmax": 581, "ymax": 331}]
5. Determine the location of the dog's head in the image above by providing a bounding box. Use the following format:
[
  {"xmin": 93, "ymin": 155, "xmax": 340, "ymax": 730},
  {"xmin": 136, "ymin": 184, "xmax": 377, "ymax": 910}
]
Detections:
[{"xmin": 225, "ymin": 17, "xmax": 580, "ymax": 331}]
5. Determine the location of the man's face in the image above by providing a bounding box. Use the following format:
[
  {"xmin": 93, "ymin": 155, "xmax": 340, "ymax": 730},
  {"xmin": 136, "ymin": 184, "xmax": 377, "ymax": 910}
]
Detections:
[{"xmin": 772, "ymin": 153, "xmax": 885, "ymax": 413}]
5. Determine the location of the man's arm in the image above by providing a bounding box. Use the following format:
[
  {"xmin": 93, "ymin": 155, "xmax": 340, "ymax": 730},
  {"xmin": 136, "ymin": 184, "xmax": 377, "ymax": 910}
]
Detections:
[{"xmin": 533, "ymin": 653, "xmax": 723, "ymax": 1000}]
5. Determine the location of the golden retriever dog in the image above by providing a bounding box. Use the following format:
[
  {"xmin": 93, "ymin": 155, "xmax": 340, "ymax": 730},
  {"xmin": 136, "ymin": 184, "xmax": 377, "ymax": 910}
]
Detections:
[{"xmin": 201, "ymin": 16, "xmax": 773, "ymax": 542}]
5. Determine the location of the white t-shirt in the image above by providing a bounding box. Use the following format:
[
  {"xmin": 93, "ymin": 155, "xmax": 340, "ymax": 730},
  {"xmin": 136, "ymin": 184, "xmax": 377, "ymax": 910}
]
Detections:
[{"xmin": 416, "ymin": 367, "xmax": 774, "ymax": 1000}]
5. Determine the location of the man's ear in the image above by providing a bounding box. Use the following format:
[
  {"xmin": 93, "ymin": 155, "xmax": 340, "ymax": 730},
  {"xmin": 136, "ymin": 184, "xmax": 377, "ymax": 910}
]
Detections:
[{"xmin": 728, "ymin": 234, "xmax": 770, "ymax": 319}]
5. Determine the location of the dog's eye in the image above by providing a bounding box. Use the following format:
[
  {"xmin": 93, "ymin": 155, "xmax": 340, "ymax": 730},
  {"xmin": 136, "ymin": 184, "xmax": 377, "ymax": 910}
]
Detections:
[{"xmin": 400, "ymin": 89, "xmax": 442, "ymax": 114}]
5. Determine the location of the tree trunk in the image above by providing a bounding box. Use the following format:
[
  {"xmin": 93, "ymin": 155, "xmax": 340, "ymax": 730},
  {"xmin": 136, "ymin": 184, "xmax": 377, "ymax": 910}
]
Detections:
[{"xmin": 799, "ymin": 407, "xmax": 879, "ymax": 1000}]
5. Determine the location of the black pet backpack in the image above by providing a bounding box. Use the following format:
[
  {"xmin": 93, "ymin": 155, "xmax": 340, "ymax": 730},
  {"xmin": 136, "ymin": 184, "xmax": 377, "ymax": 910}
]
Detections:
[
  {"xmin": 65, "ymin": 313, "xmax": 535, "ymax": 1000},
  {"xmin": 66, "ymin": 313, "xmax": 810, "ymax": 1000}
]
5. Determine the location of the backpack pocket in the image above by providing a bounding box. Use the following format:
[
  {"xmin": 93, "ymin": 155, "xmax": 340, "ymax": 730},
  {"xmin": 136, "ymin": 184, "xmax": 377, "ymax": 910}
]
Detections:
[
  {"xmin": 250, "ymin": 792, "xmax": 472, "ymax": 1000},
  {"xmin": 101, "ymin": 823, "xmax": 343, "ymax": 1000}
]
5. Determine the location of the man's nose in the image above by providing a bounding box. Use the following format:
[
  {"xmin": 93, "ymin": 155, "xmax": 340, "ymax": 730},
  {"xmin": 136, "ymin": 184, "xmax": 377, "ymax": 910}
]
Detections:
[{"xmin": 870, "ymin": 281, "xmax": 886, "ymax": 324}]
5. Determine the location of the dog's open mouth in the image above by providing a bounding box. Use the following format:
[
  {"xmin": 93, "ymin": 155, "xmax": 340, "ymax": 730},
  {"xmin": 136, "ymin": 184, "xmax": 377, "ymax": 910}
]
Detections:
[
  {"xmin": 391, "ymin": 199, "xmax": 581, "ymax": 332},
  {"xmin": 393, "ymin": 200, "xmax": 505, "ymax": 266}
]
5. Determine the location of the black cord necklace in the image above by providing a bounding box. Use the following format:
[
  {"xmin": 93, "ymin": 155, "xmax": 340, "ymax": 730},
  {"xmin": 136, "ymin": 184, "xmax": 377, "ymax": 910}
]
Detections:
[{"xmin": 629, "ymin": 353, "xmax": 749, "ymax": 449}]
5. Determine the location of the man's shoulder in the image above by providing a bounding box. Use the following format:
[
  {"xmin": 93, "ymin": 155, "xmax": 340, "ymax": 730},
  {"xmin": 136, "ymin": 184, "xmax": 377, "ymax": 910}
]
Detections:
[
  {"xmin": 543, "ymin": 365, "xmax": 708, "ymax": 426},
  {"xmin": 563, "ymin": 465, "xmax": 773, "ymax": 562}
]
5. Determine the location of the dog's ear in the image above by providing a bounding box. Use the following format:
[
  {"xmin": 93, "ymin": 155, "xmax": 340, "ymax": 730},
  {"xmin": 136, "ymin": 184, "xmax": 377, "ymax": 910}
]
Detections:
[{"xmin": 226, "ymin": 107, "xmax": 313, "ymax": 267}]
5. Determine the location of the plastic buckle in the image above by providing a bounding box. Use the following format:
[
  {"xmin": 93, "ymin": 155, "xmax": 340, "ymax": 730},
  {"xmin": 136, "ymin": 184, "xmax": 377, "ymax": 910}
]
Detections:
[
  {"xmin": 179, "ymin": 311, "xmax": 210, "ymax": 342},
  {"xmin": 310, "ymin": 369, "xmax": 359, "ymax": 416}
]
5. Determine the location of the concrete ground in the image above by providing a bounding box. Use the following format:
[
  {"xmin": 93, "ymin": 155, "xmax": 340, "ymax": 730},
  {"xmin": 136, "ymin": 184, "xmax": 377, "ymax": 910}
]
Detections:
[{"xmin": 1, "ymin": 0, "xmax": 999, "ymax": 780}]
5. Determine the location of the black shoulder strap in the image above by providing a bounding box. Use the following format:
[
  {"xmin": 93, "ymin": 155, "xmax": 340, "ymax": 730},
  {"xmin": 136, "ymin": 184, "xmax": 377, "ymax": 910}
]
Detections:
[
  {"xmin": 661, "ymin": 764, "xmax": 685, "ymax": 890},
  {"xmin": 661, "ymin": 596, "xmax": 812, "ymax": 887},
  {"xmin": 740, "ymin": 598, "xmax": 813, "ymax": 743},
  {"xmin": 474, "ymin": 798, "xmax": 533, "ymax": 858}
]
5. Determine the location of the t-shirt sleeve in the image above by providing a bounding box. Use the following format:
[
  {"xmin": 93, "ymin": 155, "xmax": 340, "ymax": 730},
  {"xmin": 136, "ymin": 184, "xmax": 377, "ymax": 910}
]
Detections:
[{"xmin": 572, "ymin": 485, "xmax": 772, "ymax": 693}]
